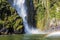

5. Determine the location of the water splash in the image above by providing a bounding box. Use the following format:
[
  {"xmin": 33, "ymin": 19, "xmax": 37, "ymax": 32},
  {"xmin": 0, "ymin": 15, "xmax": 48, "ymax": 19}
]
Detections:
[
  {"xmin": 8, "ymin": 0, "xmax": 45, "ymax": 34},
  {"xmin": 46, "ymin": 31, "xmax": 60, "ymax": 38}
]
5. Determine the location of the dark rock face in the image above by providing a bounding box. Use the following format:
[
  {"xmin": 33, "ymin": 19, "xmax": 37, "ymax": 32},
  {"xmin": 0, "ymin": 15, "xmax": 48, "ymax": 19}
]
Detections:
[
  {"xmin": 7, "ymin": 26, "xmax": 14, "ymax": 34},
  {"xmin": 26, "ymin": 0, "xmax": 36, "ymax": 28}
]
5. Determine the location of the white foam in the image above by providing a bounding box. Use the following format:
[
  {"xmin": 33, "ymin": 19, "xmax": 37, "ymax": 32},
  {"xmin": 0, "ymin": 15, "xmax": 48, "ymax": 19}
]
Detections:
[{"xmin": 46, "ymin": 31, "xmax": 60, "ymax": 38}]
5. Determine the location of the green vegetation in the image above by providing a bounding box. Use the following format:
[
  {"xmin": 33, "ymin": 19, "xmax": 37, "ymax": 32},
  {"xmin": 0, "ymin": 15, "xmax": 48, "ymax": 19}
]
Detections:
[
  {"xmin": 0, "ymin": 0, "xmax": 23, "ymax": 34},
  {"xmin": 33, "ymin": 0, "xmax": 60, "ymax": 31},
  {"xmin": 0, "ymin": 34, "xmax": 48, "ymax": 40},
  {"xmin": 0, "ymin": 34, "xmax": 60, "ymax": 40},
  {"xmin": 0, "ymin": 0, "xmax": 60, "ymax": 34},
  {"xmin": 0, "ymin": 0, "xmax": 60, "ymax": 40}
]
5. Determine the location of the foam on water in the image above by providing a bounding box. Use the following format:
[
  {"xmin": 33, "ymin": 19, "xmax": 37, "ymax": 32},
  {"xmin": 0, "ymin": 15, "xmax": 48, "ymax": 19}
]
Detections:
[{"xmin": 46, "ymin": 31, "xmax": 60, "ymax": 38}]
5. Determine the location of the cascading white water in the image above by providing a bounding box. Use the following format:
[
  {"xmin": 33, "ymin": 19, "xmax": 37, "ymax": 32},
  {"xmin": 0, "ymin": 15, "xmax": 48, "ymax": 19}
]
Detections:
[
  {"xmin": 13, "ymin": 0, "xmax": 32, "ymax": 34},
  {"xmin": 8, "ymin": 0, "xmax": 45, "ymax": 34}
]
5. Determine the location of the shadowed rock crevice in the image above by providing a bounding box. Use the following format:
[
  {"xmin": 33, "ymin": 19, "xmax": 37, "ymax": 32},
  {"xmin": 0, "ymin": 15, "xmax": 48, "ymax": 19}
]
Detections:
[{"xmin": 26, "ymin": 0, "xmax": 36, "ymax": 28}]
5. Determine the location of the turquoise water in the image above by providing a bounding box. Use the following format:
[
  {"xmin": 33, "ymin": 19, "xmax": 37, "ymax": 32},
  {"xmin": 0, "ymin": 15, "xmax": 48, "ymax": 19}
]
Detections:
[{"xmin": 0, "ymin": 34, "xmax": 60, "ymax": 40}]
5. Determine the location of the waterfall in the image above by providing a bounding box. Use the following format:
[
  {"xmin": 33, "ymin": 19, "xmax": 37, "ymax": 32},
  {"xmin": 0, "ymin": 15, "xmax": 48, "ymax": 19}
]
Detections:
[
  {"xmin": 13, "ymin": 0, "xmax": 32, "ymax": 34},
  {"xmin": 8, "ymin": 0, "xmax": 45, "ymax": 34}
]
